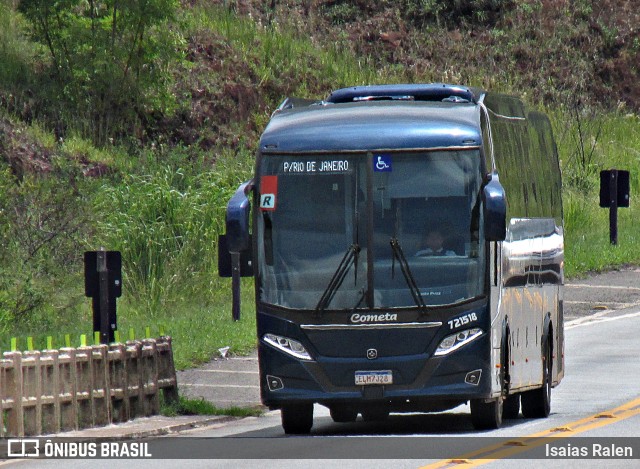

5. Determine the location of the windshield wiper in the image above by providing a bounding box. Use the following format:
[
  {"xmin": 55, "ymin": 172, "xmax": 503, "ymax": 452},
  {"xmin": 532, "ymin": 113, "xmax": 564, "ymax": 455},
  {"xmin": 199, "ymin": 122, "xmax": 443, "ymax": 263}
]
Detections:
[
  {"xmin": 390, "ymin": 237, "xmax": 428, "ymax": 314},
  {"xmin": 349, "ymin": 287, "xmax": 367, "ymax": 314},
  {"xmin": 315, "ymin": 243, "xmax": 361, "ymax": 316}
]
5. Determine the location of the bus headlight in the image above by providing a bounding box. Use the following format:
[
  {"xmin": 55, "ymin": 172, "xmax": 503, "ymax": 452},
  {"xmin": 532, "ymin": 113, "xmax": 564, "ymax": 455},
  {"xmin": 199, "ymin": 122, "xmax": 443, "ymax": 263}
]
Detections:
[
  {"xmin": 434, "ymin": 328, "xmax": 483, "ymax": 356},
  {"xmin": 263, "ymin": 333, "xmax": 312, "ymax": 360}
]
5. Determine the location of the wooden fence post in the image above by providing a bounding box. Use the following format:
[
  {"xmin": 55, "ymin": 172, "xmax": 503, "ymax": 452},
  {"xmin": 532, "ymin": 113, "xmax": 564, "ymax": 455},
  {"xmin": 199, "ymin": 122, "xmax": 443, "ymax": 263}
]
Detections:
[
  {"xmin": 59, "ymin": 348, "xmax": 78, "ymax": 432},
  {"xmin": 109, "ymin": 343, "xmax": 129, "ymax": 423},
  {"xmin": 92, "ymin": 344, "xmax": 111, "ymax": 426},
  {"xmin": 125, "ymin": 341, "xmax": 144, "ymax": 418},
  {"xmin": 75, "ymin": 346, "xmax": 94, "ymax": 429},
  {"xmin": 157, "ymin": 336, "xmax": 179, "ymax": 405},
  {"xmin": 40, "ymin": 350, "xmax": 61, "ymax": 434},
  {"xmin": 143, "ymin": 339, "xmax": 160, "ymax": 415},
  {"xmin": 7, "ymin": 352, "xmax": 24, "ymax": 436},
  {"xmin": 0, "ymin": 355, "xmax": 5, "ymax": 437}
]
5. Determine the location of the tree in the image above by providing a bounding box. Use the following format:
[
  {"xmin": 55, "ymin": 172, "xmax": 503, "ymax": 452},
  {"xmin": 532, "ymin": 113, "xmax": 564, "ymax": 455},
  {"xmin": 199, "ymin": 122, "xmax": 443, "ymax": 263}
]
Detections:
[{"xmin": 18, "ymin": 0, "xmax": 183, "ymax": 145}]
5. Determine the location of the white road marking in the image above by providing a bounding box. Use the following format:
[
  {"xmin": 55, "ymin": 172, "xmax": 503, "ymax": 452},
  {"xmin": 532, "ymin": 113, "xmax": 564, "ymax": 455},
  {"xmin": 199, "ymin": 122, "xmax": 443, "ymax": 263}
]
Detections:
[
  {"xmin": 180, "ymin": 383, "xmax": 260, "ymax": 389},
  {"xmin": 566, "ymin": 310, "xmax": 640, "ymax": 330},
  {"xmin": 564, "ymin": 300, "xmax": 635, "ymax": 307},
  {"xmin": 566, "ymin": 283, "xmax": 640, "ymax": 291}
]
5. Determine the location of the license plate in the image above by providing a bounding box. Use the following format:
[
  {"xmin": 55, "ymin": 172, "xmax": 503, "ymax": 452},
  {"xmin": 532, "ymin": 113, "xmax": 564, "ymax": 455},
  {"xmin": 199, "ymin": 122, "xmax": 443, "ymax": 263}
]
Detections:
[{"xmin": 355, "ymin": 370, "xmax": 393, "ymax": 386}]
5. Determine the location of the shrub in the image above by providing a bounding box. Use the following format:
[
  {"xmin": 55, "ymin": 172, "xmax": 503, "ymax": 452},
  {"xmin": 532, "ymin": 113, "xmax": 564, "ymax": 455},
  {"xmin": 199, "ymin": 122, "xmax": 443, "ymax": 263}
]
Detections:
[
  {"xmin": 17, "ymin": 0, "xmax": 185, "ymax": 145},
  {"xmin": 0, "ymin": 165, "xmax": 94, "ymax": 324}
]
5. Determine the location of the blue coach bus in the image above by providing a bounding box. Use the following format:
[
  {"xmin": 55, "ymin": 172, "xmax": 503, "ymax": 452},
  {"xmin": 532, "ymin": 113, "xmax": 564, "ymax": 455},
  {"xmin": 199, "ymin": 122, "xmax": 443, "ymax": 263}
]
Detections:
[{"xmin": 219, "ymin": 84, "xmax": 564, "ymax": 433}]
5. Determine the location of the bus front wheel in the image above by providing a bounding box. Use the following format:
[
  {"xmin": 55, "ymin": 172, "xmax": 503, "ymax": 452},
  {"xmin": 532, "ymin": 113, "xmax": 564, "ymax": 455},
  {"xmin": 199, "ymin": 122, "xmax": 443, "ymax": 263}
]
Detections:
[
  {"xmin": 281, "ymin": 403, "xmax": 314, "ymax": 434},
  {"xmin": 470, "ymin": 397, "xmax": 503, "ymax": 430},
  {"xmin": 330, "ymin": 406, "xmax": 358, "ymax": 423},
  {"xmin": 361, "ymin": 407, "xmax": 390, "ymax": 422},
  {"xmin": 503, "ymin": 393, "xmax": 520, "ymax": 419}
]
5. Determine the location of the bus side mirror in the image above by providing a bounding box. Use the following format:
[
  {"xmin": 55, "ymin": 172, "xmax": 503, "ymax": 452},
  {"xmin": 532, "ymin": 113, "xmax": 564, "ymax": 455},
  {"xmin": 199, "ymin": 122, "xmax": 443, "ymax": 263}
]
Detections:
[
  {"xmin": 483, "ymin": 172, "xmax": 506, "ymax": 242},
  {"xmin": 225, "ymin": 180, "xmax": 253, "ymax": 254},
  {"xmin": 218, "ymin": 180, "xmax": 254, "ymax": 321}
]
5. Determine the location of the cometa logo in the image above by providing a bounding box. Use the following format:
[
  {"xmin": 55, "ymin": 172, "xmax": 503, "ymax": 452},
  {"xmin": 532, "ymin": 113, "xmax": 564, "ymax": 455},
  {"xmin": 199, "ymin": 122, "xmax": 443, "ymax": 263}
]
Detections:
[{"xmin": 350, "ymin": 313, "xmax": 398, "ymax": 323}]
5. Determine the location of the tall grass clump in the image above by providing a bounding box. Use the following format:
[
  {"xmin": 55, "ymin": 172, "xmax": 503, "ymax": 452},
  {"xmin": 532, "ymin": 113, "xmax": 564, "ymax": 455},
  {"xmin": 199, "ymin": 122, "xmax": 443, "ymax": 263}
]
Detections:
[{"xmin": 95, "ymin": 148, "xmax": 253, "ymax": 314}]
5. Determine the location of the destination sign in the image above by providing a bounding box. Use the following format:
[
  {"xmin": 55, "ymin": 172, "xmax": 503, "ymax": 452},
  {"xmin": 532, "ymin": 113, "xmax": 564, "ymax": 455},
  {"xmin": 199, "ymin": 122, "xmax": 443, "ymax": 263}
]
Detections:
[{"xmin": 282, "ymin": 160, "xmax": 350, "ymax": 173}]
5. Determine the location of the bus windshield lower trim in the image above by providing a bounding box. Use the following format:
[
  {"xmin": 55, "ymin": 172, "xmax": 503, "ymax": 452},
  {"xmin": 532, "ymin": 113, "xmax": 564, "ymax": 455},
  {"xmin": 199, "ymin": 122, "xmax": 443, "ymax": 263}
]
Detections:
[{"xmin": 300, "ymin": 322, "xmax": 442, "ymax": 331}]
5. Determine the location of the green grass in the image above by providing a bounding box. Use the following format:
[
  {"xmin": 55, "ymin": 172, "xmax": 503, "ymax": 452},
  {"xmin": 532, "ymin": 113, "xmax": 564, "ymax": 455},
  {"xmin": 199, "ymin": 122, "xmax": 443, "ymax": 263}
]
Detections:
[
  {"xmin": 0, "ymin": 280, "xmax": 257, "ymax": 370},
  {"xmin": 555, "ymin": 111, "xmax": 640, "ymax": 277},
  {"xmin": 161, "ymin": 395, "xmax": 263, "ymax": 418},
  {"xmin": 118, "ymin": 282, "xmax": 257, "ymax": 369},
  {"xmin": 564, "ymin": 190, "xmax": 640, "ymax": 278}
]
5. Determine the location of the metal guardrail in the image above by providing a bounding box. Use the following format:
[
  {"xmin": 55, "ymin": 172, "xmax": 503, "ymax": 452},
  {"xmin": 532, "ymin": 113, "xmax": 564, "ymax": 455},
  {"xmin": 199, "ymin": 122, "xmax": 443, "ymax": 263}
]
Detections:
[{"xmin": 0, "ymin": 337, "xmax": 178, "ymax": 437}]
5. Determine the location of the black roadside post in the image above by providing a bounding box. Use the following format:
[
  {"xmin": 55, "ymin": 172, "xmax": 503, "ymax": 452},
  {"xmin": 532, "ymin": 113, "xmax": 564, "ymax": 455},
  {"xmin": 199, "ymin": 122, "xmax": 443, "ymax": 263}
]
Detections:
[
  {"xmin": 609, "ymin": 169, "xmax": 618, "ymax": 245},
  {"xmin": 600, "ymin": 169, "xmax": 630, "ymax": 245},
  {"xmin": 231, "ymin": 252, "xmax": 242, "ymax": 321},
  {"xmin": 85, "ymin": 250, "xmax": 122, "ymax": 343},
  {"xmin": 218, "ymin": 234, "xmax": 253, "ymax": 322},
  {"xmin": 97, "ymin": 250, "xmax": 109, "ymax": 342}
]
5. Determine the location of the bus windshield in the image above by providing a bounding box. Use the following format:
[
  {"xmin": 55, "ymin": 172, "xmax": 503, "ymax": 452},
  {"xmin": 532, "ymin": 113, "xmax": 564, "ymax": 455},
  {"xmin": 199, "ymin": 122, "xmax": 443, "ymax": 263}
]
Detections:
[{"xmin": 256, "ymin": 151, "xmax": 485, "ymax": 311}]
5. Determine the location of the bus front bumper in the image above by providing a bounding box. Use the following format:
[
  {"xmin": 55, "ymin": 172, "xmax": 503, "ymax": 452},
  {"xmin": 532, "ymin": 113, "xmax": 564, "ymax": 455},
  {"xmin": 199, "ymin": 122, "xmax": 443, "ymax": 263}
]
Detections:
[{"xmin": 259, "ymin": 331, "xmax": 494, "ymax": 410}]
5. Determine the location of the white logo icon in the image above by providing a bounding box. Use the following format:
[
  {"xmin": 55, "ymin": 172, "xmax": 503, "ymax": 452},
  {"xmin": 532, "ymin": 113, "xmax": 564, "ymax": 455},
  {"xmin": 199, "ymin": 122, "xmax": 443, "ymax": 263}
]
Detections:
[
  {"xmin": 8, "ymin": 439, "xmax": 40, "ymax": 457},
  {"xmin": 375, "ymin": 156, "xmax": 390, "ymax": 171}
]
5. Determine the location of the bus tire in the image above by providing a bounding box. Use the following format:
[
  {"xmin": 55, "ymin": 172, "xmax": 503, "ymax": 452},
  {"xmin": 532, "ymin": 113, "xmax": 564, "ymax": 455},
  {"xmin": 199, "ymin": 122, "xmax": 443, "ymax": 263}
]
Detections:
[
  {"xmin": 361, "ymin": 407, "xmax": 390, "ymax": 422},
  {"xmin": 281, "ymin": 403, "xmax": 314, "ymax": 434},
  {"xmin": 503, "ymin": 394, "xmax": 520, "ymax": 419},
  {"xmin": 521, "ymin": 338, "xmax": 552, "ymax": 418},
  {"xmin": 330, "ymin": 406, "xmax": 358, "ymax": 423},
  {"xmin": 470, "ymin": 397, "xmax": 503, "ymax": 430}
]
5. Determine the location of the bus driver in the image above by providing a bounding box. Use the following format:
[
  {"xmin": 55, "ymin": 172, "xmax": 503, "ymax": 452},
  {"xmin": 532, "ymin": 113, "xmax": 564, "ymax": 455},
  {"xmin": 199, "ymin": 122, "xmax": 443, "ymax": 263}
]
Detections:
[{"xmin": 415, "ymin": 229, "xmax": 456, "ymax": 256}]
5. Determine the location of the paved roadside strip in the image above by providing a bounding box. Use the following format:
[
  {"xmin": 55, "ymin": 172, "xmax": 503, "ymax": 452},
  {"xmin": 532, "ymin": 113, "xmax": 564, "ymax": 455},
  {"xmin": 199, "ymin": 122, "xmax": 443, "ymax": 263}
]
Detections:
[
  {"xmin": 177, "ymin": 353, "xmax": 262, "ymax": 408},
  {"xmin": 37, "ymin": 266, "xmax": 640, "ymax": 440},
  {"xmin": 48, "ymin": 414, "xmax": 240, "ymax": 439},
  {"xmin": 563, "ymin": 265, "xmax": 640, "ymax": 320}
]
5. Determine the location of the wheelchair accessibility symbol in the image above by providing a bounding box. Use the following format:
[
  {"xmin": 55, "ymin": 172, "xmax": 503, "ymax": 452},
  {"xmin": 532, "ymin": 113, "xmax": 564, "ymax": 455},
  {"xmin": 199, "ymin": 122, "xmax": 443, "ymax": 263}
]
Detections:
[{"xmin": 374, "ymin": 154, "xmax": 392, "ymax": 172}]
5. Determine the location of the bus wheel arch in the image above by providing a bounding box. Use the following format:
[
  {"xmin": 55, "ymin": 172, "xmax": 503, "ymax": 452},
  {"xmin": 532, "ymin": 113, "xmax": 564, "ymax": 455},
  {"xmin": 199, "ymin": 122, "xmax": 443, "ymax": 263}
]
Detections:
[
  {"xmin": 501, "ymin": 320, "xmax": 520, "ymax": 419},
  {"xmin": 501, "ymin": 319, "xmax": 511, "ymax": 394},
  {"xmin": 521, "ymin": 321, "xmax": 552, "ymax": 418}
]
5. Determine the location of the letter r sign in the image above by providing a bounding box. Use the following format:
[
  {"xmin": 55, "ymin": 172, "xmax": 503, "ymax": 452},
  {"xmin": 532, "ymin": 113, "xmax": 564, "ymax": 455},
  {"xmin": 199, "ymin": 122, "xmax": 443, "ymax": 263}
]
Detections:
[
  {"xmin": 260, "ymin": 194, "xmax": 275, "ymax": 209},
  {"xmin": 260, "ymin": 176, "xmax": 278, "ymax": 211}
]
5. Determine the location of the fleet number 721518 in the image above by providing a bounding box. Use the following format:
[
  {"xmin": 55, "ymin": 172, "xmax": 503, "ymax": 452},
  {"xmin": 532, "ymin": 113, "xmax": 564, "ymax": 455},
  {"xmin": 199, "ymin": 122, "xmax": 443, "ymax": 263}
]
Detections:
[{"xmin": 448, "ymin": 312, "xmax": 478, "ymax": 329}]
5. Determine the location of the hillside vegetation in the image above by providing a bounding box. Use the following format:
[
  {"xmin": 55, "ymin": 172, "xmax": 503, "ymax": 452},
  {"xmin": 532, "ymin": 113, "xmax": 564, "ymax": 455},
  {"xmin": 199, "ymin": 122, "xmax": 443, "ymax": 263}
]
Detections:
[{"xmin": 0, "ymin": 0, "xmax": 639, "ymax": 366}]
